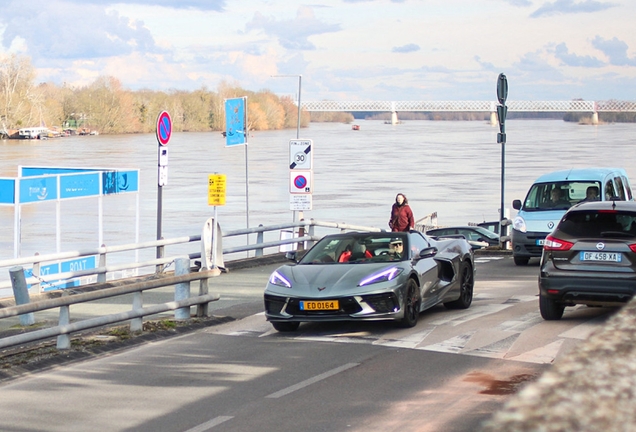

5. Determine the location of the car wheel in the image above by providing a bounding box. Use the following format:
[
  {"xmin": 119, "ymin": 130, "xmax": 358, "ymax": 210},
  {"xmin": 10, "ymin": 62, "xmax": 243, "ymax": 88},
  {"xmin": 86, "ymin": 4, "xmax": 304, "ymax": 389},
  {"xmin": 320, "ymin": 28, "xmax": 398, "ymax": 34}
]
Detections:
[
  {"xmin": 513, "ymin": 256, "xmax": 530, "ymax": 266},
  {"xmin": 444, "ymin": 262, "xmax": 474, "ymax": 309},
  {"xmin": 271, "ymin": 321, "xmax": 300, "ymax": 332},
  {"xmin": 399, "ymin": 279, "xmax": 420, "ymax": 328},
  {"xmin": 539, "ymin": 294, "xmax": 565, "ymax": 320}
]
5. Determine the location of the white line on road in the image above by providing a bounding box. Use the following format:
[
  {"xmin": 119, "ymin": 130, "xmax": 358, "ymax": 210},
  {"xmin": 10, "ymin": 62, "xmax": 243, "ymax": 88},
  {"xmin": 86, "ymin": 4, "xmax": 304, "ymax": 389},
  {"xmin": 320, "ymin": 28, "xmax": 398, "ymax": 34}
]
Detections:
[
  {"xmin": 183, "ymin": 416, "xmax": 234, "ymax": 432},
  {"xmin": 266, "ymin": 363, "xmax": 360, "ymax": 399}
]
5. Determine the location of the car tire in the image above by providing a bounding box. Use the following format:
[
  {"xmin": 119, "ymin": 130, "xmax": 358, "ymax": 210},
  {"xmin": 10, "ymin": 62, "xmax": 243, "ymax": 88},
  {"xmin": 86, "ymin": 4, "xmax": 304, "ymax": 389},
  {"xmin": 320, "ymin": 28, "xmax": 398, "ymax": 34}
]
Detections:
[
  {"xmin": 539, "ymin": 294, "xmax": 565, "ymax": 320},
  {"xmin": 271, "ymin": 321, "xmax": 300, "ymax": 332},
  {"xmin": 514, "ymin": 256, "xmax": 530, "ymax": 266},
  {"xmin": 398, "ymin": 279, "xmax": 420, "ymax": 328},
  {"xmin": 444, "ymin": 262, "xmax": 474, "ymax": 309}
]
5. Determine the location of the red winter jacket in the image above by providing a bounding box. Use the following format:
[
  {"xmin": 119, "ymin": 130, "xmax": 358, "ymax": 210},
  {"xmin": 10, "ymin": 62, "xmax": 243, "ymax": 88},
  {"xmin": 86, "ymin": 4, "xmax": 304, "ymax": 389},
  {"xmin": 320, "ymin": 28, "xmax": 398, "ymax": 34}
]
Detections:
[{"xmin": 389, "ymin": 203, "xmax": 414, "ymax": 232}]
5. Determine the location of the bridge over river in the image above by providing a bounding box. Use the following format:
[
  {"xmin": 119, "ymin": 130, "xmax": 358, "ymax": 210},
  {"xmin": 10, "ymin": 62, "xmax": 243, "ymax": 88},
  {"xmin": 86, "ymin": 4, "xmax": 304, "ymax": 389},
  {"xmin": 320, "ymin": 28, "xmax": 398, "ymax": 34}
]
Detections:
[{"xmin": 301, "ymin": 99, "xmax": 636, "ymax": 124}]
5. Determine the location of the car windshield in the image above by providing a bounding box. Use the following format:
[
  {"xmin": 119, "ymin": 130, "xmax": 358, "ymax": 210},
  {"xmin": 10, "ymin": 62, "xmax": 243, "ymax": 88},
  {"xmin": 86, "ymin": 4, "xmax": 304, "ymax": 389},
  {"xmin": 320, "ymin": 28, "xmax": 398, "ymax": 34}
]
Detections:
[
  {"xmin": 558, "ymin": 210, "xmax": 636, "ymax": 238},
  {"xmin": 472, "ymin": 226, "xmax": 500, "ymax": 240},
  {"xmin": 523, "ymin": 181, "xmax": 601, "ymax": 210},
  {"xmin": 299, "ymin": 233, "xmax": 409, "ymax": 264}
]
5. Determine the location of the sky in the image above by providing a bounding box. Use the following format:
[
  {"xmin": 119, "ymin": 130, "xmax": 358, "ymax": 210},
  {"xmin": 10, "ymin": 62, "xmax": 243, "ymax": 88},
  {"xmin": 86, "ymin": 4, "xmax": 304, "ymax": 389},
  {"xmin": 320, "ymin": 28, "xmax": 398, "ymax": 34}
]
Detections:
[{"xmin": 0, "ymin": 0, "xmax": 635, "ymax": 102}]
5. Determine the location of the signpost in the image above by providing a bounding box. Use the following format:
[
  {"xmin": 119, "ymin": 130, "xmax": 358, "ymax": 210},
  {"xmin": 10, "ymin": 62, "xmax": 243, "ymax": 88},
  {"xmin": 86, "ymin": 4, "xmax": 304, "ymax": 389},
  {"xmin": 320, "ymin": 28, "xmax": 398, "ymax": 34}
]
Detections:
[
  {"xmin": 289, "ymin": 139, "xmax": 313, "ymax": 212},
  {"xmin": 496, "ymin": 73, "xmax": 508, "ymax": 246},
  {"xmin": 224, "ymin": 97, "xmax": 250, "ymax": 234},
  {"xmin": 156, "ymin": 111, "xmax": 172, "ymax": 267}
]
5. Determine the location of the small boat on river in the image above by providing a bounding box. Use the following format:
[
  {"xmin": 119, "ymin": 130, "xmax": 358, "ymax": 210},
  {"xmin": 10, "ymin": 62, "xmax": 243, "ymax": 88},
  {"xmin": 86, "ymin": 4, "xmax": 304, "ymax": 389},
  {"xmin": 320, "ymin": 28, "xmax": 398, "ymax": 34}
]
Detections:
[{"xmin": 352, "ymin": 124, "xmax": 360, "ymax": 130}]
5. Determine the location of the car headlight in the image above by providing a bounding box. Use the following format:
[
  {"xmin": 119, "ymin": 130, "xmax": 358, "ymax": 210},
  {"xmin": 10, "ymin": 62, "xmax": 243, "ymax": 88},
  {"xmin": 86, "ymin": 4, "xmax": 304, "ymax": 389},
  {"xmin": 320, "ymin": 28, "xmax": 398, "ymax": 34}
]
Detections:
[
  {"xmin": 269, "ymin": 270, "xmax": 292, "ymax": 288},
  {"xmin": 359, "ymin": 267, "xmax": 403, "ymax": 287},
  {"xmin": 513, "ymin": 215, "xmax": 527, "ymax": 233}
]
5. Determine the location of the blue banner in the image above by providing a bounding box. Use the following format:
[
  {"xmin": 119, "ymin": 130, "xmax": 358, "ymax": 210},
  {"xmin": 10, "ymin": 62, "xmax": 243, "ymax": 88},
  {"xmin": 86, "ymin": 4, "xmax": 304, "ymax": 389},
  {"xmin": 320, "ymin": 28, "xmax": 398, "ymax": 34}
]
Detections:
[
  {"xmin": 0, "ymin": 178, "xmax": 15, "ymax": 204},
  {"xmin": 19, "ymin": 176, "xmax": 58, "ymax": 203},
  {"xmin": 60, "ymin": 173, "xmax": 100, "ymax": 199},
  {"xmin": 102, "ymin": 170, "xmax": 138, "ymax": 194},
  {"xmin": 225, "ymin": 97, "xmax": 246, "ymax": 146}
]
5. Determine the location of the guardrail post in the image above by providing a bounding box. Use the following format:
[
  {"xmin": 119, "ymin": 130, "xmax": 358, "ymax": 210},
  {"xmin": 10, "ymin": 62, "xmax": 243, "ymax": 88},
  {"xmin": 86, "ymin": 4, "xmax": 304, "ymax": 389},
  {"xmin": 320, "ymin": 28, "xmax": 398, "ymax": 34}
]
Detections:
[
  {"xmin": 32, "ymin": 253, "xmax": 41, "ymax": 294},
  {"xmin": 298, "ymin": 220, "xmax": 305, "ymax": 251},
  {"xmin": 174, "ymin": 257, "xmax": 191, "ymax": 320},
  {"xmin": 98, "ymin": 245, "xmax": 107, "ymax": 283},
  {"xmin": 307, "ymin": 223, "xmax": 316, "ymax": 249},
  {"xmin": 130, "ymin": 292, "xmax": 143, "ymax": 332},
  {"xmin": 256, "ymin": 225, "xmax": 264, "ymax": 257},
  {"xmin": 9, "ymin": 266, "xmax": 35, "ymax": 326},
  {"xmin": 57, "ymin": 294, "xmax": 71, "ymax": 350}
]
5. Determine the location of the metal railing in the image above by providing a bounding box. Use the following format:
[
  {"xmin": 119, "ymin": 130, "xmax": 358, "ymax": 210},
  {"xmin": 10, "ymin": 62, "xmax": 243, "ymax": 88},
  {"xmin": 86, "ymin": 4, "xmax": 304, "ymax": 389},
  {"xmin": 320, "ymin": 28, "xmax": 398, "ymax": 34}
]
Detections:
[
  {"xmin": 0, "ymin": 219, "xmax": 382, "ymax": 350},
  {"xmin": 0, "ymin": 219, "xmax": 383, "ymax": 295}
]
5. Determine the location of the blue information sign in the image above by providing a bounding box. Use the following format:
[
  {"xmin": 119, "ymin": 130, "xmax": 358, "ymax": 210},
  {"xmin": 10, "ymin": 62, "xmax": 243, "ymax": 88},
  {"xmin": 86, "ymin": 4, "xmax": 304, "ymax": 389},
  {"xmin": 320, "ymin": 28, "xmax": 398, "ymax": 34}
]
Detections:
[{"xmin": 225, "ymin": 97, "xmax": 246, "ymax": 146}]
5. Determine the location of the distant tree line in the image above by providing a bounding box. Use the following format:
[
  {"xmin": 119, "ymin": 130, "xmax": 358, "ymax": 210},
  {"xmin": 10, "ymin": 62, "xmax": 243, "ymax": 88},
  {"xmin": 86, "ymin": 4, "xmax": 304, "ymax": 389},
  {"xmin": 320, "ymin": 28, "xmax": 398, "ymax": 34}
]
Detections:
[{"xmin": 0, "ymin": 54, "xmax": 318, "ymax": 135}]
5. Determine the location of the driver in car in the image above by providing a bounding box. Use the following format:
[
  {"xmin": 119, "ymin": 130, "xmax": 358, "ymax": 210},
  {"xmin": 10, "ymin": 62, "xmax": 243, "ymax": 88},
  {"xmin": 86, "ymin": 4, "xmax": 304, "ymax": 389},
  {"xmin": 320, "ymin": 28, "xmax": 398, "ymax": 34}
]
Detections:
[{"xmin": 388, "ymin": 239, "xmax": 404, "ymax": 258}]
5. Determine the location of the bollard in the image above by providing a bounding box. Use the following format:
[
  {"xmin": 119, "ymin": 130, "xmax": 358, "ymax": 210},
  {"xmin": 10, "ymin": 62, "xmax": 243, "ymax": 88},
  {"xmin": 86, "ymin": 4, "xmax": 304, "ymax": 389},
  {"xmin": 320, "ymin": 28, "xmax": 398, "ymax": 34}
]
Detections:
[
  {"xmin": 9, "ymin": 266, "xmax": 35, "ymax": 326},
  {"xmin": 174, "ymin": 257, "xmax": 191, "ymax": 320},
  {"xmin": 130, "ymin": 291, "xmax": 143, "ymax": 332},
  {"xmin": 57, "ymin": 303, "xmax": 71, "ymax": 350}
]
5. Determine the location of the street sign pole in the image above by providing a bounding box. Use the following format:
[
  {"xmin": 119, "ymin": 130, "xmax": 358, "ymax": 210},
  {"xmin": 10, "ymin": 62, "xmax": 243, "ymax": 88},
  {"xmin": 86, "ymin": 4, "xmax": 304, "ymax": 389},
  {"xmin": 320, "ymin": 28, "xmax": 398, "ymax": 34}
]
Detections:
[
  {"xmin": 156, "ymin": 111, "xmax": 172, "ymax": 270},
  {"xmin": 496, "ymin": 73, "xmax": 508, "ymax": 247}
]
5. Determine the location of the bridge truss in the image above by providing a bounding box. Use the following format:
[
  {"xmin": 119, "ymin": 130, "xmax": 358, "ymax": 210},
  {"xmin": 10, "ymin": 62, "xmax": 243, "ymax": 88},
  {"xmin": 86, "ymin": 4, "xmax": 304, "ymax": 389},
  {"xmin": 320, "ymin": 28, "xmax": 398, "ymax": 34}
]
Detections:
[{"xmin": 301, "ymin": 100, "xmax": 636, "ymax": 113}]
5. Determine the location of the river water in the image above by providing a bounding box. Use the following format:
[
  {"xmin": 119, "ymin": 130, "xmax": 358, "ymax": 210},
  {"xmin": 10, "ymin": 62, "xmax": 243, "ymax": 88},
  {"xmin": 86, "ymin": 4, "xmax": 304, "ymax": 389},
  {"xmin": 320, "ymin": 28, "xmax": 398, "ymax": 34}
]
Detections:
[{"xmin": 2, "ymin": 119, "xmax": 636, "ymax": 260}]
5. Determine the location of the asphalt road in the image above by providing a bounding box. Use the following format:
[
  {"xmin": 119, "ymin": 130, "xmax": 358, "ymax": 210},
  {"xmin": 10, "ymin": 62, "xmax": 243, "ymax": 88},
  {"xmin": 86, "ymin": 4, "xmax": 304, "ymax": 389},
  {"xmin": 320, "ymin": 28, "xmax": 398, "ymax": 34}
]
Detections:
[{"xmin": 0, "ymin": 255, "xmax": 614, "ymax": 432}]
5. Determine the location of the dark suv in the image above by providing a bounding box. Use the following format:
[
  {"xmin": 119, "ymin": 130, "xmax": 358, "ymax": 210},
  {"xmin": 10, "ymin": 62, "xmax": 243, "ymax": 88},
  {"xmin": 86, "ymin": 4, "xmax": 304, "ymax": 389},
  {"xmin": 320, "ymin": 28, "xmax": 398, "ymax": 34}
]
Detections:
[{"xmin": 539, "ymin": 201, "xmax": 636, "ymax": 320}]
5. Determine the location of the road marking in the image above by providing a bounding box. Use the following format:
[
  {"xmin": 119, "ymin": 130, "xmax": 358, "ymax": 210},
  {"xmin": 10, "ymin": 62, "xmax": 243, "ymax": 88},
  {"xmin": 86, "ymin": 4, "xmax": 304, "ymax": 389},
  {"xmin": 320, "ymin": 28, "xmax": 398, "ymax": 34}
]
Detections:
[
  {"xmin": 559, "ymin": 315, "xmax": 608, "ymax": 340},
  {"xmin": 373, "ymin": 328, "xmax": 435, "ymax": 348},
  {"xmin": 420, "ymin": 331, "xmax": 476, "ymax": 353},
  {"xmin": 183, "ymin": 416, "xmax": 234, "ymax": 432},
  {"xmin": 266, "ymin": 363, "xmax": 360, "ymax": 398},
  {"xmin": 428, "ymin": 304, "xmax": 510, "ymax": 326},
  {"xmin": 467, "ymin": 334, "xmax": 520, "ymax": 359},
  {"xmin": 506, "ymin": 339, "xmax": 564, "ymax": 364}
]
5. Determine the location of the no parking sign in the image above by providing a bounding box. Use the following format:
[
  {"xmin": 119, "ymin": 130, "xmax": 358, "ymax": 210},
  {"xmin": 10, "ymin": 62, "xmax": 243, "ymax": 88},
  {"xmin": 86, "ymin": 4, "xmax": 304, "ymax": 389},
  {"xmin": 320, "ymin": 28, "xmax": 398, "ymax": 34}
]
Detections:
[{"xmin": 290, "ymin": 171, "xmax": 312, "ymax": 194}]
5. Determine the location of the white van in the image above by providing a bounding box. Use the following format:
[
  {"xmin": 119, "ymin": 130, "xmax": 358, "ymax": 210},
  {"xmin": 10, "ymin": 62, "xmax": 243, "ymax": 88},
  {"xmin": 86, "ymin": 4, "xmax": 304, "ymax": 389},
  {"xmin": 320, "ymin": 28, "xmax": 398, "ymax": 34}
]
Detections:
[{"xmin": 511, "ymin": 168, "xmax": 633, "ymax": 265}]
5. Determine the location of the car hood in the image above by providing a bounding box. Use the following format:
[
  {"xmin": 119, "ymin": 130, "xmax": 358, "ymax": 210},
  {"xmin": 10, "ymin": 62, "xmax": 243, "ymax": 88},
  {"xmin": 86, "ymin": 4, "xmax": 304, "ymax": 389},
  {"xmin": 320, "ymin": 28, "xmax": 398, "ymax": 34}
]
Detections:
[
  {"xmin": 521, "ymin": 209, "xmax": 566, "ymax": 234},
  {"xmin": 266, "ymin": 262, "xmax": 405, "ymax": 297}
]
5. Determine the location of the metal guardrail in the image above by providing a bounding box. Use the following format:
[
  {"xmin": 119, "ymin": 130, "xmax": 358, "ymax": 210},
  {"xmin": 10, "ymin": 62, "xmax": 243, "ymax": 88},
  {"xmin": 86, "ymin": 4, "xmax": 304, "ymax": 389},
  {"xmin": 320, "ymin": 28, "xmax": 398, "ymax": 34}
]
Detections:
[
  {"xmin": 0, "ymin": 219, "xmax": 382, "ymax": 350},
  {"xmin": 0, "ymin": 219, "xmax": 383, "ymax": 294}
]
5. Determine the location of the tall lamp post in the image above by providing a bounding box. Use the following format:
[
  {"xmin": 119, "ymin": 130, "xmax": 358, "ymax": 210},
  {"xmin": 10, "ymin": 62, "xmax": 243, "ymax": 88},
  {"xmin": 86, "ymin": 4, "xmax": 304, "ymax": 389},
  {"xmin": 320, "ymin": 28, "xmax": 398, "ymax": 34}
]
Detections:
[{"xmin": 271, "ymin": 74, "xmax": 302, "ymax": 138}]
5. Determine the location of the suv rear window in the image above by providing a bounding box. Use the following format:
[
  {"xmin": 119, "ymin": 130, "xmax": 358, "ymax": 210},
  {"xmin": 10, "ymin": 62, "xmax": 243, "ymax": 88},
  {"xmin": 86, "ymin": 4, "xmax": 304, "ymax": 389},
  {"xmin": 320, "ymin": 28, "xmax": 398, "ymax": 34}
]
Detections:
[{"xmin": 558, "ymin": 211, "xmax": 636, "ymax": 237}]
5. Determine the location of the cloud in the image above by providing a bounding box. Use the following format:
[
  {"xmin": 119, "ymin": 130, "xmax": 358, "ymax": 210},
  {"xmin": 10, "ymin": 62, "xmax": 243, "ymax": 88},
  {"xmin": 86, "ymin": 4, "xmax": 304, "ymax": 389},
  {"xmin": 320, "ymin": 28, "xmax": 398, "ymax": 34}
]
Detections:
[
  {"xmin": 0, "ymin": 1, "xmax": 160, "ymax": 61},
  {"xmin": 530, "ymin": 0, "xmax": 617, "ymax": 17},
  {"xmin": 392, "ymin": 43, "xmax": 420, "ymax": 53},
  {"xmin": 73, "ymin": 0, "xmax": 226, "ymax": 11},
  {"xmin": 504, "ymin": 0, "xmax": 533, "ymax": 5},
  {"xmin": 554, "ymin": 43, "xmax": 605, "ymax": 67},
  {"xmin": 591, "ymin": 36, "xmax": 636, "ymax": 66},
  {"xmin": 246, "ymin": 6, "xmax": 341, "ymax": 50}
]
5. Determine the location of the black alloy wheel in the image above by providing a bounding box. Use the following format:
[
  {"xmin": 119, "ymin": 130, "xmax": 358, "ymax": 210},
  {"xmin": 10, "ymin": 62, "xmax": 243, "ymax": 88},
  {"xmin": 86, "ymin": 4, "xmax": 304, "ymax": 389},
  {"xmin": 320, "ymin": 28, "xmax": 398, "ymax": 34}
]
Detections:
[
  {"xmin": 539, "ymin": 293, "xmax": 565, "ymax": 320},
  {"xmin": 399, "ymin": 279, "xmax": 421, "ymax": 328},
  {"xmin": 444, "ymin": 262, "xmax": 474, "ymax": 309},
  {"xmin": 271, "ymin": 321, "xmax": 301, "ymax": 332}
]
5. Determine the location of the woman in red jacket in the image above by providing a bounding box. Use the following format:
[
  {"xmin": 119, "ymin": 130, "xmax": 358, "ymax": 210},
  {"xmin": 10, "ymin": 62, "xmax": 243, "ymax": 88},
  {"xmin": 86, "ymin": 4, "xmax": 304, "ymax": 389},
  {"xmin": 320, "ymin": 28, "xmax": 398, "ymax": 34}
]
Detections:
[{"xmin": 389, "ymin": 193, "xmax": 414, "ymax": 232}]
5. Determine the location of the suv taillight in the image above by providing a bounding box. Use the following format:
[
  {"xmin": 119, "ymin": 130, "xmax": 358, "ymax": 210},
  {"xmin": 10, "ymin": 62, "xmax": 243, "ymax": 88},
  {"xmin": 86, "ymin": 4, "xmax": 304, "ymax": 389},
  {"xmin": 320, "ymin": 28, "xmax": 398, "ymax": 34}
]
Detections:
[
  {"xmin": 630, "ymin": 244, "xmax": 636, "ymax": 253},
  {"xmin": 544, "ymin": 234, "xmax": 574, "ymax": 251}
]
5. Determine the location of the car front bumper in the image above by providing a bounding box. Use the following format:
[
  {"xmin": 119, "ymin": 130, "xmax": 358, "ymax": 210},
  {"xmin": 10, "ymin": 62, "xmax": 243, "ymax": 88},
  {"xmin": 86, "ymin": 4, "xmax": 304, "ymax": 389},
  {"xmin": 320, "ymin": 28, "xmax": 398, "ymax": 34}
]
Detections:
[
  {"xmin": 264, "ymin": 291, "xmax": 406, "ymax": 323},
  {"xmin": 511, "ymin": 229, "xmax": 548, "ymax": 258}
]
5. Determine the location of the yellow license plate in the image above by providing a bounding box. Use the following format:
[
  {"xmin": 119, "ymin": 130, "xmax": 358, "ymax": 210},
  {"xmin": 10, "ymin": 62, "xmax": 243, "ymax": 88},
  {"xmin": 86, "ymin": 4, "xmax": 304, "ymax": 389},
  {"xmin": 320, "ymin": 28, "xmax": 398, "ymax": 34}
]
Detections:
[{"xmin": 301, "ymin": 300, "xmax": 339, "ymax": 311}]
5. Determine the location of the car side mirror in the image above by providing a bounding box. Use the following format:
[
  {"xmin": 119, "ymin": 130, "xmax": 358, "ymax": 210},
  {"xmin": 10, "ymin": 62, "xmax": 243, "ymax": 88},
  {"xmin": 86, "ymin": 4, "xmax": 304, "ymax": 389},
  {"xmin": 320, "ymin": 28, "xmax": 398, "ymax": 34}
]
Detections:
[
  {"xmin": 285, "ymin": 251, "xmax": 297, "ymax": 262},
  {"xmin": 418, "ymin": 247, "xmax": 438, "ymax": 260},
  {"xmin": 512, "ymin": 199, "xmax": 521, "ymax": 210}
]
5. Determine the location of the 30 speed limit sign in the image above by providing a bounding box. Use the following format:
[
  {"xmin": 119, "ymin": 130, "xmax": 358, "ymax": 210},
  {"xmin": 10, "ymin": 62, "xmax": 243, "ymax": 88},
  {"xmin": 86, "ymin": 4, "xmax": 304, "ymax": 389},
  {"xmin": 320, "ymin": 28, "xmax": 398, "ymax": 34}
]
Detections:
[{"xmin": 289, "ymin": 139, "xmax": 312, "ymax": 170}]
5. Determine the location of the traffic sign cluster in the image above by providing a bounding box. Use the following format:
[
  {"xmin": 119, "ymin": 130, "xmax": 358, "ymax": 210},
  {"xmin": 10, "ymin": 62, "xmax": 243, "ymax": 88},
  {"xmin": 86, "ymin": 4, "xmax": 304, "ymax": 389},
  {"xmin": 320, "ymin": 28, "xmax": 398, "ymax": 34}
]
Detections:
[{"xmin": 289, "ymin": 139, "xmax": 313, "ymax": 210}]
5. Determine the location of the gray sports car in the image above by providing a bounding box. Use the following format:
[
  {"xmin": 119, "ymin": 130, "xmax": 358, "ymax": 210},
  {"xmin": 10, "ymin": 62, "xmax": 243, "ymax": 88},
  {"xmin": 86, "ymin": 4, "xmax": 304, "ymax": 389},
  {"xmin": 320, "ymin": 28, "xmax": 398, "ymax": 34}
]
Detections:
[{"xmin": 264, "ymin": 230, "xmax": 475, "ymax": 332}]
